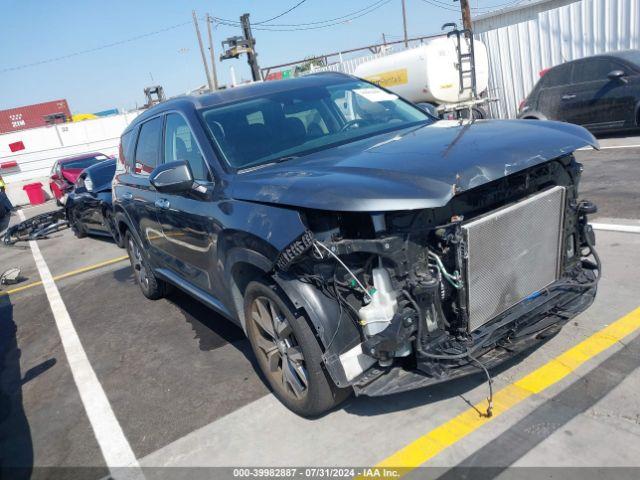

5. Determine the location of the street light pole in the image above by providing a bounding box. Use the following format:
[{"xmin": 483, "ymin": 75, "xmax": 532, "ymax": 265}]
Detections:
[{"xmin": 192, "ymin": 10, "xmax": 214, "ymax": 91}]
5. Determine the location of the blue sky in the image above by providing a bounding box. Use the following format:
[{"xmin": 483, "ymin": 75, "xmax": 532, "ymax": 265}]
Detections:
[{"xmin": 0, "ymin": 0, "xmax": 482, "ymax": 113}]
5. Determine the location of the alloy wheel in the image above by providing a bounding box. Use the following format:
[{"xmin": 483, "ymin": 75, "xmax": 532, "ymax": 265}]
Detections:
[
  {"xmin": 128, "ymin": 237, "xmax": 149, "ymax": 289},
  {"xmin": 250, "ymin": 296, "xmax": 309, "ymax": 399}
]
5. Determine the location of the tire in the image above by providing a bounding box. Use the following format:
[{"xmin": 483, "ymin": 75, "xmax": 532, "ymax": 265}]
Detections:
[
  {"xmin": 68, "ymin": 208, "xmax": 87, "ymax": 238},
  {"xmin": 125, "ymin": 231, "xmax": 170, "ymax": 300},
  {"xmin": 244, "ymin": 280, "xmax": 349, "ymax": 417}
]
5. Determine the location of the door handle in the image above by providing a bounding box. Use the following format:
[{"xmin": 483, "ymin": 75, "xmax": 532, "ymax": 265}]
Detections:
[
  {"xmin": 154, "ymin": 199, "xmax": 170, "ymax": 209},
  {"xmin": 561, "ymin": 94, "xmax": 576, "ymax": 100},
  {"xmin": 122, "ymin": 192, "xmax": 133, "ymax": 200}
]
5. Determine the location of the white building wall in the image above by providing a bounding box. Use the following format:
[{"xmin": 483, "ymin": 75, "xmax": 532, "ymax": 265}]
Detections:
[
  {"xmin": 0, "ymin": 111, "xmax": 140, "ymax": 205},
  {"xmin": 474, "ymin": 0, "xmax": 640, "ymax": 118}
]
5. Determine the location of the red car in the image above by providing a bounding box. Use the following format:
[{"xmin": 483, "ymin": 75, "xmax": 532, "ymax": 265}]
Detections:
[{"xmin": 49, "ymin": 152, "xmax": 110, "ymax": 204}]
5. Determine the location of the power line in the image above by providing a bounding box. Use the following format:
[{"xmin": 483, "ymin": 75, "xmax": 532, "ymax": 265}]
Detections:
[
  {"xmin": 255, "ymin": 0, "xmax": 309, "ymax": 24},
  {"xmin": 1, "ymin": 20, "xmax": 192, "ymax": 74},
  {"xmin": 214, "ymin": 0, "xmax": 393, "ymax": 31},
  {"xmin": 213, "ymin": 0, "xmax": 390, "ymax": 28},
  {"xmin": 418, "ymin": 0, "xmax": 524, "ymax": 13}
]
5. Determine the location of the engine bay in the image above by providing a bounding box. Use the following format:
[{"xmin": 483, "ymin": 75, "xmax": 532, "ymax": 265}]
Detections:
[{"xmin": 274, "ymin": 155, "xmax": 600, "ymax": 396}]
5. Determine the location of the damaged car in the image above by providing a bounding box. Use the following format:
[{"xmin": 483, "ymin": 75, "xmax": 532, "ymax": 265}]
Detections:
[{"xmin": 112, "ymin": 73, "xmax": 600, "ymax": 416}]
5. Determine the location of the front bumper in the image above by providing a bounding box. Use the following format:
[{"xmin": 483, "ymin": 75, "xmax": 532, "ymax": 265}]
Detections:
[{"xmin": 352, "ymin": 280, "xmax": 597, "ymax": 397}]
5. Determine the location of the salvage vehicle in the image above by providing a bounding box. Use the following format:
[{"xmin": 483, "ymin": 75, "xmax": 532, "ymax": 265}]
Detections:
[
  {"xmin": 66, "ymin": 158, "xmax": 121, "ymax": 245},
  {"xmin": 112, "ymin": 73, "xmax": 600, "ymax": 416},
  {"xmin": 49, "ymin": 152, "xmax": 110, "ymax": 205},
  {"xmin": 518, "ymin": 50, "xmax": 640, "ymax": 133}
]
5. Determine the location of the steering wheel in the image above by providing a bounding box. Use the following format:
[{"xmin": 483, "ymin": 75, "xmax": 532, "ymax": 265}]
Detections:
[{"xmin": 339, "ymin": 119, "xmax": 370, "ymax": 132}]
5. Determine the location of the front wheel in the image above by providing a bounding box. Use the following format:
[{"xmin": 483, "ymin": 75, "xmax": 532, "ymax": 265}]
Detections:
[
  {"xmin": 244, "ymin": 280, "xmax": 349, "ymax": 417},
  {"xmin": 68, "ymin": 208, "xmax": 87, "ymax": 238}
]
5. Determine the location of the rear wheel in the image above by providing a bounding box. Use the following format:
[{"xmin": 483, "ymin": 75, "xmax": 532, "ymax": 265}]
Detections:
[
  {"xmin": 125, "ymin": 231, "xmax": 170, "ymax": 300},
  {"xmin": 244, "ymin": 280, "xmax": 349, "ymax": 417}
]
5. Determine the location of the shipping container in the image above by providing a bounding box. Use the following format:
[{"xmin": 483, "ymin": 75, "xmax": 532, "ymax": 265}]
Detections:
[{"xmin": 0, "ymin": 99, "xmax": 72, "ymax": 134}]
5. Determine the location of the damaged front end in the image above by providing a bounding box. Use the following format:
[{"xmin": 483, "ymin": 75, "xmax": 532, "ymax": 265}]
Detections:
[{"xmin": 273, "ymin": 154, "xmax": 600, "ymax": 398}]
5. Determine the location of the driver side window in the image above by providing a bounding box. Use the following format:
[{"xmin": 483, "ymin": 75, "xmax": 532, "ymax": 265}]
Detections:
[{"xmin": 164, "ymin": 113, "xmax": 210, "ymax": 181}]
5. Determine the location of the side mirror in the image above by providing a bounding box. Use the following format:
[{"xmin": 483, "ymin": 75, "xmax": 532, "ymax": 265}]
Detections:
[
  {"xmin": 607, "ymin": 69, "xmax": 626, "ymax": 81},
  {"xmin": 416, "ymin": 102, "xmax": 439, "ymax": 118},
  {"xmin": 149, "ymin": 160, "xmax": 194, "ymax": 193}
]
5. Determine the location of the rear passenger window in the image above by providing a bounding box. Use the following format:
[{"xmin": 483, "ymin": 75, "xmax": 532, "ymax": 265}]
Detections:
[
  {"xmin": 541, "ymin": 64, "xmax": 572, "ymax": 87},
  {"xmin": 163, "ymin": 113, "xmax": 210, "ymax": 181},
  {"xmin": 134, "ymin": 117, "xmax": 163, "ymax": 176}
]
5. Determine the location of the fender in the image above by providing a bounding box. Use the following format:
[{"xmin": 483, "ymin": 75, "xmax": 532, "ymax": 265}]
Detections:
[
  {"xmin": 518, "ymin": 111, "xmax": 548, "ymax": 120},
  {"xmin": 113, "ymin": 209, "xmax": 151, "ymax": 263},
  {"xmin": 273, "ymin": 271, "xmax": 362, "ymax": 388}
]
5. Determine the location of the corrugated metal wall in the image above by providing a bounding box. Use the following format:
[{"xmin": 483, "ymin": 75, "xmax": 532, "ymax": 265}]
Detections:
[{"xmin": 474, "ymin": 0, "xmax": 640, "ymax": 118}]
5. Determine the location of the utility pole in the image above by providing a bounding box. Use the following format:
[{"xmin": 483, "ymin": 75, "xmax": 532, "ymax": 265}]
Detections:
[
  {"xmin": 459, "ymin": 0, "xmax": 473, "ymax": 31},
  {"xmin": 192, "ymin": 10, "xmax": 214, "ymax": 91},
  {"xmin": 240, "ymin": 13, "xmax": 262, "ymax": 81},
  {"xmin": 401, "ymin": 0, "xmax": 409, "ymax": 48},
  {"xmin": 205, "ymin": 14, "xmax": 219, "ymax": 90}
]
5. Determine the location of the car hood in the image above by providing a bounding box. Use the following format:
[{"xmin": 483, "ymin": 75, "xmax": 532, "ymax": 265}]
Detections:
[
  {"xmin": 61, "ymin": 168, "xmax": 83, "ymax": 184},
  {"xmin": 230, "ymin": 119, "xmax": 598, "ymax": 212}
]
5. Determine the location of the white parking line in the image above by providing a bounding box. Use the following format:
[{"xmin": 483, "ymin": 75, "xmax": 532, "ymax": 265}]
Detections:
[
  {"xmin": 579, "ymin": 144, "xmax": 640, "ymax": 151},
  {"xmin": 18, "ymin": 210, "xmax": 143, "ymax": 479},
  {"xmin": 592, "ymin": 223, "xmax": 640, "ymax": 234}
]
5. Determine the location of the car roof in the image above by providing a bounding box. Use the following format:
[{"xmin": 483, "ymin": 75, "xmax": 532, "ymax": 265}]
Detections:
[
  {"xmin": 553, "ymin": 49, "xmax": 640, "ymax": 67},
  {"xmin": 58, "ymin": 152, "xmax": 107, "ymax": 165},
  {"xmin": 125, "ymin": 72, "xmax": 355, "ymax": 132}
]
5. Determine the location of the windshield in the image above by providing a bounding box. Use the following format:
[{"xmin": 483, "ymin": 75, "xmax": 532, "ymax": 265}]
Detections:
[
  {"xmin": 201, "ymin": 79, "xmax": 431, "ymax": 169},
  {"xmin": 63, "ymin": 154, "xmax": 108, "ymax": 170}
]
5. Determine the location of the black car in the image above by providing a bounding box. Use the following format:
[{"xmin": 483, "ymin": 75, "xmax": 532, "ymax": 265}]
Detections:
[
  {"xmin": 66, "ymin": 159, "xmax": 121, "ymax": 245},
  {"xmin": 113, "ymin": 73, "xmax": 600, "ymax": 416},
  {"xmin": 518, "ymin": 50, "xmax": 640, "ymax": 133}
]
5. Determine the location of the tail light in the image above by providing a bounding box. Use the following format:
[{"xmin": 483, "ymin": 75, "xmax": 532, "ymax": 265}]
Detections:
[{"xmin": 539, "ymin": 68, "xmax": 550, "ymax": 77}]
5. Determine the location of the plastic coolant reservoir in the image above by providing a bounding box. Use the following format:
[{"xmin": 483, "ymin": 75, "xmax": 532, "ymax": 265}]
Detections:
[{"xmin": 359, "ymin": 268, "xmax": 398, "ymax": 337}]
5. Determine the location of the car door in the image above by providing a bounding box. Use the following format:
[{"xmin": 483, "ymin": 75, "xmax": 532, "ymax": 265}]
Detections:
[
  {"xmin": 120, "ymin": 116, "xmax": 165, "ymax": 256},
  {"xmin": 563, "ymin": 57, "xmax": 630, "ymax": 130},
  {"xmin": 534, "ymin": 63, "xmax": 574, "ymax": 121},
  {"xmin": 154, "ymin": 112, "xmax": 222, "ymax": 297}
]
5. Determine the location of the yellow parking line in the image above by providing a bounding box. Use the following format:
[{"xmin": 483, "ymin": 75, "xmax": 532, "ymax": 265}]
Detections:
[
  {"xmin": 0, "ymin": 255, "xmax": 129, "ymax": 296},
  {"xmin": 370, "ymin": 307, "xmax": 640, "ymax": 476}
]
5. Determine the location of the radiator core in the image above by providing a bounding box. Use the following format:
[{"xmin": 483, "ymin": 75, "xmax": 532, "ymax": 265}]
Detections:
[{"xmin": 462, "ymin": 186, "xmax": 566, "ymax": 331}]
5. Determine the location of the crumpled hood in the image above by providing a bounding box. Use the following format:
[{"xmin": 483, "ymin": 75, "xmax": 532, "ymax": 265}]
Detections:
[
  {"xmin": 231, "ymin": 119, "xmax": 598, "ymax": 212},
  {"xmin": 61, "ymin": 168, "xmax": 84, "ymax": 184}
]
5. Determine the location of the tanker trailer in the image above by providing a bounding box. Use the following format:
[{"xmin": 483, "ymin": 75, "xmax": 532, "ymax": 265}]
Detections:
[{"xmin": 354, "ymin": 34, "xmax": 490, "ymax": 118}]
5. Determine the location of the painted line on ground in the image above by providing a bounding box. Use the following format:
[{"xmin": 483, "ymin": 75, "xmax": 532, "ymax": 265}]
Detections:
[
  {"xmin": 368, "ymin": 306, "xmax": 640, "ymax": 477},
  {"xmin": 578, "ymin": 144, "xmax": 640, "ymax": 150},
  {"xmin": 591, "ymin": 223, "xmax": 640, "ymax": 234},
  {"xmin": 0, "ymin": 255, "xmax": 129, "ymax": 296},
  {"xmin": 17, "ymin": 211, "xmax": 143, "ymax": 479}
]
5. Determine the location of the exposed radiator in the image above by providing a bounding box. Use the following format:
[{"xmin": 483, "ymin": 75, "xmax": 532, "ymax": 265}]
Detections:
[{"xmin": 462, "ymin": 186, "xmax": 566, "ymax": 331}]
